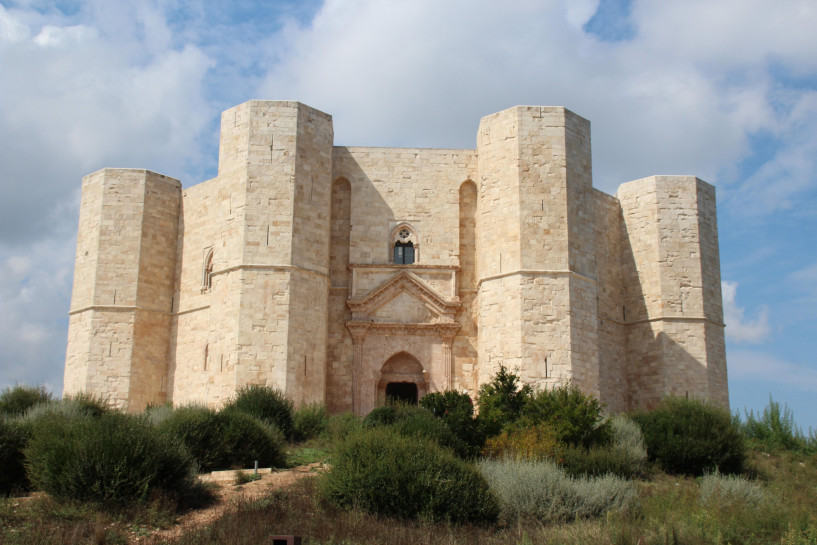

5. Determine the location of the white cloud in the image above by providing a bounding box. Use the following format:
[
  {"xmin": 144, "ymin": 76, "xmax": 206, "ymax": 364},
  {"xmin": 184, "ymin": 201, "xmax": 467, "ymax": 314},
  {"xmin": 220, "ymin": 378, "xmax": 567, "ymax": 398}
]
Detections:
[
  {"xmin": 0, "ymin": 4, "xmax": 214, "ymax": 244},
  {"xmin": 722, "ymin": 281, "xmax": 771, "ymax": 344},
  {"xmin": 0, "ymin": 1, "xmax": 217, "ymax": 394},
  {"xmin": 0, "ymin": 4, "xmax": 30, "ymax": 43},
  {"xmin": 728, "ymin": 349, "xmax": 817, "ymax": 393},
  {"xmin": 788, "ymin": 261, "xmax": 817, "ymax": 295},
  {"xmin": 0, "ymin": 237, "xmax": 74, "ymax": 394},
  {"xmin": 33, "ymin": 24, "xmax": 96, "ymax": 47},
  {"xmin": 253, "ymin": 0, "xmax": 817, "ymax": 204}
]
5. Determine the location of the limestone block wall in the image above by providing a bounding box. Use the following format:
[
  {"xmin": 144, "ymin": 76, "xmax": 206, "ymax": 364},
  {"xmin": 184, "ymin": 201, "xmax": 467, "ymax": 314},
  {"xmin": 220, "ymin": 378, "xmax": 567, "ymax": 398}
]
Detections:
[
  {"xmin": 64, "ymin": 169, "xmax": 180, "ymax": 410},
  {"xmin": 328, "ymin": 146, "xmax": 477, "ymax": 410},
  {"xmin": 592, "ymin": 190, "xmax": 628, "ymax": 412},
  {"xmin": 231, "ymin": 102, "xmax": 333, "ymax": 405},
  {"xmin": 475, "ymin": 106, "xmax": 599, "ymax": 393},
  {"xmin": 168, "ymin": 176, "xmax": 243, "ymax": 407},
  {"xmin": 332, "ymin": 147, "xmax": 477, "ymax": 266},
  {"xmin": 618, "ymin": 176, "xmax": 727, "ymax": 409},
  {"xmin": 326, "ymin": 178, "xmax": 353, "ymax": 412}
]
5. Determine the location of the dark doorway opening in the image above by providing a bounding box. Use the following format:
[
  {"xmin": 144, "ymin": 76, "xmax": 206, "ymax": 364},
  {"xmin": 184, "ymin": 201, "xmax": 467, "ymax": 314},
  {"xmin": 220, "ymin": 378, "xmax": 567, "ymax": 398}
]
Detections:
[{"xmin": 385, "ymin": 382, "xmax": 418, "ymax": 404}]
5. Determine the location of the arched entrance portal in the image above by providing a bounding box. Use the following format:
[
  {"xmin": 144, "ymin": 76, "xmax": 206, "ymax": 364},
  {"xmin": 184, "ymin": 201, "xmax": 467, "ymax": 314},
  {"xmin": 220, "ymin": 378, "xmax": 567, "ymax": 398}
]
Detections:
[
  {"xmin": 385, "ymin": 382, "xmax": 418, "ymax": 404},
  {"xmin": 377, "ymin": 352, "xmax": 427, "ymax": 406}
]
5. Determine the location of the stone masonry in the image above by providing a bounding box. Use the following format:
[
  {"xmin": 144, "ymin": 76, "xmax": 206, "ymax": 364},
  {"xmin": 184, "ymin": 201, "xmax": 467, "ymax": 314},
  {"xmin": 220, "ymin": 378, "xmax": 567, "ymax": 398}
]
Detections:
[{"xmin": 64, "ymin": 100, "xmax": 729, "ymax": 414}]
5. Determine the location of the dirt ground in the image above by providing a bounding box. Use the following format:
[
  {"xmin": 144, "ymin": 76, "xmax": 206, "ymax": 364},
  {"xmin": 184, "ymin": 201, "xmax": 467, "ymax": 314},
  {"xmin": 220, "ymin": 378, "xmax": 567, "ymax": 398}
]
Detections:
[{"xmin": 134, "ymin": 463, "xmax": 326, "ymax": 544}]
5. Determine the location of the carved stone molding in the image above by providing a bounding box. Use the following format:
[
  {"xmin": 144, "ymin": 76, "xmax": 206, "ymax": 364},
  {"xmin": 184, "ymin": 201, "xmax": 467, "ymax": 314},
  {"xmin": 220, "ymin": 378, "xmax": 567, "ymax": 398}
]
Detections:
[
  {"xmin": 347, "ymin": 271, "xmax": 460, "ymax": 319},
  {"xmin": 345, "ymin": 321, "xmax": 461, "ymax": 338}
]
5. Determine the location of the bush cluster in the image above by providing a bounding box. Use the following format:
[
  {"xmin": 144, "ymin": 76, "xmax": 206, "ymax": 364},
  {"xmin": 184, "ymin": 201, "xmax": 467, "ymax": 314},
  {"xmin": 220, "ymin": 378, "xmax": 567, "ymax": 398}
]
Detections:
[
  {"xmin": 0, "ymin": 417, "xmax": 29, "ymax": 494},
  {"xmin": 420, "ymin": 390, "xmax": 484, "ymax": 455},
  {"xmin": 559, "ymin": 415, "xmax": 647, "ymax": 478},
  {"xmin": 325, "ymin": 411, "xmax": 363, "ymax": 445},
  {"xmin": 475, "ymin": 365, "xmax": 532, "ymax": 437},
  {"xmin": 293, "ymin": 403, "xmax": 329, "ymax": 442},
  {"xmin": 25, "ymin": 411, "xmax": 196, "ymax": 505},
  {"xmin": 482, "ymin": 423, "xmax": 560, "ymax": 462},
  {"xmin": 699, "ymin": 471, "xmax": 765, "ymax": 507},
  {"xmin": 520, "ymin": 384, "xmax": 611, "ymax": 448},
  {"xmin": 156, "ymin": 405, "xmax": 286, "ymax": 472},
  {"xmin": 479, "ymin": 458, "xmax": 636, "ymax": 523},
  {"xmin": 630, "ymin": 396, "xmax": 745, "ymax": 475},
  {"xmin": 363, "ymin": 403, "xmax": 471, "ymax": 458},
  {"xmin": 0, "ymin": 385, "xmax": 52, "ymax": 416},
  {"xmin": 320, "ymin": 427, "xmax": 498, "ymax": 523},
  {"xmin": 22, "ymin": 393, "xmax": 110, "ymax": 422},
  {"xmin": 742, "ymin": 396, "xmax": 817, "ymax": 453},
  {"xmin": 223, "ymin": 384, "xmax": 295, "ymax": 440}
]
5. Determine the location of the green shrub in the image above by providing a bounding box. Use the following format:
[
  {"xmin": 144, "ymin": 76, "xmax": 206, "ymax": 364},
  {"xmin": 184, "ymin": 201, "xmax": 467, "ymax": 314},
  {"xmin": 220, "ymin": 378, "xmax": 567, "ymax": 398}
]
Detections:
[
  {"xmin": 157, "ymin": 405, "xmax": 228, "ymax": 472},
  {"xmin": 482, "ymin": 423, "xmax": 560, "ymax": 462},
  {"xmin": 699, "ymin": 471, "xmax": 765, "ymax": 507},
  {"xmin": 630, "ymin": 397, "xmax": 745, "ymax": 475},
  {"xmin": 609, "ymin": 414, "xmax": 648, "ymax": 467},
  {"xmin": 478, "ymin": 458, "xmax": 636, "ymax": 523},
  {"xmin": 320, "ymin": 427, "xmax": 498, "ymax": 523},
  {"xmin": 22, "ymin": 393, "xmax": 110, "ymax": 424},
  {"xmin": 325, "ymin": 411, "xmax": 363, "ymax": 445},
  {"xmin": 24, "ymin": 411, "xmax": 196, "ymax": 505},
  {"xmin": 143, "ymin": 403, "xmax": 175, "ymax": 426},
  {"xmin": 156, "ymin": 405, "xmax": 286, "ymax": 472},
  {"xmin": 362, "ymin": 405, "xmax": 396, "ymax": 428},
  {"xmin": 520, "ymin": 383, "xmax": 611, "ymax": 448},
  {"xmin": 223, "ymin": 385, "xmax": 295, "ymax": 440},
  {"xmin": 742, "ymin": 396, "xmax": 814, "ymax": 452},
  {"xmin": 475, "ymin": 365, "xmax": 533, "ymax": 437},
  {"xmin": 293, "ymin": 403, "xmax": 328, "ymax": 442},
  {"xmin": 0, "ymin": 385, "xmax": 52, "ymax": 416},
  {"xmin": 0, "ymin": 418, "xmax": 29, "ymax": 494},
  {"xmin": 364, "ymin": 403, "xmax": 470, "ymax": 458},
  {"xmin": 219, "ymin": 410, "xmax": 287, "ymax": 469},
  {"xmin": 420, "ymin": 390, "xmax": 484, "ymax": 456},
  {"xmin": 559, "ymin": 415, "xmax": 647, "ymax": 478},
  {"xmin": 420, "ymin": 390, "xmax": 474, "ymax": 419}
]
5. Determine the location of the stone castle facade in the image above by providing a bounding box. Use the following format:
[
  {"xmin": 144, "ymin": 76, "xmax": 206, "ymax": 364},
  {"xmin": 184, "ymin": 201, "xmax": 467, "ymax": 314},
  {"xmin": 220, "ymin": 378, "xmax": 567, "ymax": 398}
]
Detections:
[{"xmin": 63, "ymin": 100, "xmax": 729, "ymax": 415}]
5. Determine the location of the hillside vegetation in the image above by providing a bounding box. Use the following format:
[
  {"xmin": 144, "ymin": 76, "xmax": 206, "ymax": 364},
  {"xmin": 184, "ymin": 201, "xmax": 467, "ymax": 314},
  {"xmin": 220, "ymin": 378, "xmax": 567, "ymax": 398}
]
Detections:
[{"xmin": 1, "ymin": 372, "xmax": 816, "ymax": 545}]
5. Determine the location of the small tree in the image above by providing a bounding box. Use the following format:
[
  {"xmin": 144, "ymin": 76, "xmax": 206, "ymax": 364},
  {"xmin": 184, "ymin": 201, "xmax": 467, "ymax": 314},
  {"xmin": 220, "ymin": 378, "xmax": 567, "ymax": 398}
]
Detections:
[
  {"xmin": 475, "ymin": 365, "xmax": 532, "ymax": 437},
  {"xmin": 420, "ymin": 390, "xmax": 484, "ymax": 456},
  {"xmin": 520, "ymin": 382, "xmax": 611, "ymax": 448}
]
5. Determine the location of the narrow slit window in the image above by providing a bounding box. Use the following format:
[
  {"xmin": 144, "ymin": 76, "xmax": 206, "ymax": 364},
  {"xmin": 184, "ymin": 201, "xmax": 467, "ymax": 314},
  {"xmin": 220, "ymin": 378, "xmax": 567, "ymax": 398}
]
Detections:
[{"xmin": 202, "ymin": 249, "xmax": 214, "ymax": 291}]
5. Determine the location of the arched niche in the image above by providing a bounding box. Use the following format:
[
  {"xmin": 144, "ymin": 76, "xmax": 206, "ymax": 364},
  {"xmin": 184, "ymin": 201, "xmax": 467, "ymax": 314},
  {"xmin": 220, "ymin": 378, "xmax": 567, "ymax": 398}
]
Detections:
[{"xmin": 376, "ymin": 351, "xmax": 428, "ymax": 405}]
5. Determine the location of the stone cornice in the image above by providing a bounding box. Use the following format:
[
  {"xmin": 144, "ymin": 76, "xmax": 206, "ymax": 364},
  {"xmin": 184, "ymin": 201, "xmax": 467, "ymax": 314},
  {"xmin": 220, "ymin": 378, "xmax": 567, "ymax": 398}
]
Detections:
[
  {"xmin": 211, "ymin": 263, "xmax": 329, "ymax": 280},
  {"xmin": 621, "ymin": 315, "xmax": 725, "ymax": 328},
  {"xmin": 478, "ymin": 269, "xmax": 596, "ymax": 286},
  {"xmin": 68, "ymin": 304, "xmax": 170, "ymax": 316},
  {"xmin": 346, "ymin": 321, "xmax": 461, "ymax": 339},
  {"xmin": 348, "ymin": 263, "xmax": 459, "ymax": 271}
]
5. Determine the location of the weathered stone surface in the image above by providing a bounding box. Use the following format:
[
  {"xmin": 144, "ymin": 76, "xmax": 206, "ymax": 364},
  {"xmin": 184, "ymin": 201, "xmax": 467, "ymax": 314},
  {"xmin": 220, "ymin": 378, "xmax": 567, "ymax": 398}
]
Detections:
[{"xmin": 64, "ymin": 101, "xmax": 728, "ymax": 413}]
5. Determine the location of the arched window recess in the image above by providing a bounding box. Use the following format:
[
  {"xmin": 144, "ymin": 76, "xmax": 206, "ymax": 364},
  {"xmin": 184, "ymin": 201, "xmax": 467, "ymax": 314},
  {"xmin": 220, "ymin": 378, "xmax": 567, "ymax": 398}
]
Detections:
[
  {"xmin": 201, "ymin": 248, "xmax": 214, "ymax": 292},
  {"xmin": 391, "ymin": 223, "xmax": 419, "ymax": 265}
]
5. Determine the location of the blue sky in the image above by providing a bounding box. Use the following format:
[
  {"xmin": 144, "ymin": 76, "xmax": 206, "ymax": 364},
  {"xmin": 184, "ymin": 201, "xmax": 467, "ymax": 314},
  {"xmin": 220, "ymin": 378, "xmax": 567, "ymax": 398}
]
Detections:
[{"xmin": 1, "ymin": 0, "xmax": 815, "ymax": 430}]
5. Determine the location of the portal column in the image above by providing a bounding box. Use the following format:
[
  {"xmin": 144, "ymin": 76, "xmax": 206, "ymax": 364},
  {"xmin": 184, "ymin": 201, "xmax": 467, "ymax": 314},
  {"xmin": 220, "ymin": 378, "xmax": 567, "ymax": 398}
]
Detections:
[
  {"xmin": 440, "ymin": 330, "xmax": 456, "ymax": 391},
  {"xmin": 348, "ymin": 324, "xmax": 368, "ymax": 415}
]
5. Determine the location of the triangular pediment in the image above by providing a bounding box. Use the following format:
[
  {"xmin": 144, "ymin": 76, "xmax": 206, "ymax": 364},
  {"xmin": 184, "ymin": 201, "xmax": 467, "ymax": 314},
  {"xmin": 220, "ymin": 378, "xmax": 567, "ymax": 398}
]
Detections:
[
  {"xmin": 347, "ymin": 271, "xmax": 459, "ymax": 321},
  {"xmin": 370, "ymin": 290, "xmax": 436, "ymax": 323}
]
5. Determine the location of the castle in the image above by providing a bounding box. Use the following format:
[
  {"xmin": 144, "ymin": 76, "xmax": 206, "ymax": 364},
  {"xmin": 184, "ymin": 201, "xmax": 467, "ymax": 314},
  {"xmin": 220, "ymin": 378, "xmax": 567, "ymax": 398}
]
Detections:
[{"xmin": 63, "ymin": 100, "xmax": 729, "ymax": 415}]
